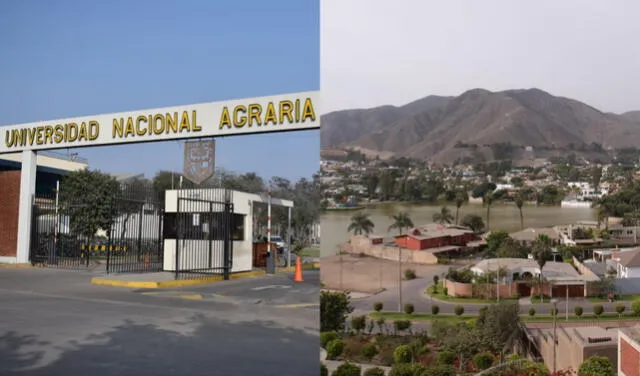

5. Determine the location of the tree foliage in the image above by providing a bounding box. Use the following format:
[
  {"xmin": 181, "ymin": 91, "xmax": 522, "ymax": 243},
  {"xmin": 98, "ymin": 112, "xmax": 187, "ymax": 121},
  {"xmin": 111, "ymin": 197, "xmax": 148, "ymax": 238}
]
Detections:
[
  {"xmin": 320, "ymin": 291, "xmax": 354, "ymax": 332},
  {"xmin": 578, "ymin": 355, "xmax": 613, "ymax": 376},
  {"xmin": 59, "ymin": 169, "xmax": 122, "ymax": 239}
]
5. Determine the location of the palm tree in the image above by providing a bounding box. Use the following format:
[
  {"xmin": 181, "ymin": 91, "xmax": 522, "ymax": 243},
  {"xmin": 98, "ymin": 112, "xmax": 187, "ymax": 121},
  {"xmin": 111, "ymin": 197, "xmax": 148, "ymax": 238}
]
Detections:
[
  {"xmin": 388, "ymin": 212, "xmax": 414, "ymax": 235},
  {"xmin": 433, "ymin": 206, "xmax": 454, "ymax": 224},
  {"xmin": 484, "ymin": 192, "xmax": 494, "ymax": 230},
  {"xmin": 454, "ymin": 190, "xmax": 468, "ymax": 225},
  {"xmin": 347, "ymin": 212, "xmax": 375, "ymax": 236},
  {"xmin": 531, "ymin": 234, "xmax": 553, "ymax": 302},
  {"xmin": 515, "ymin": 194, "xmax": 525, "ymax": 231}
]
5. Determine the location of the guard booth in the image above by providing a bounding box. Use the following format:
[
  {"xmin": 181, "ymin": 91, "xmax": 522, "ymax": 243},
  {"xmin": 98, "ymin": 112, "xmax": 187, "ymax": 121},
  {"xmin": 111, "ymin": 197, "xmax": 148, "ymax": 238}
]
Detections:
[{"xmin": 162, "ymin": 188, "xmax": 293, "ymax": 278}]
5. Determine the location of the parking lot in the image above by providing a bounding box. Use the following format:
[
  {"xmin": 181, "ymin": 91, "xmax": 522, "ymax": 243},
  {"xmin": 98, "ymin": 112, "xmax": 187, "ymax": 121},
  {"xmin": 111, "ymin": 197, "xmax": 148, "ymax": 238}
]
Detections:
[{"xmin": 0, "ymin": 268, "xmax": 319, "ymax": 376}]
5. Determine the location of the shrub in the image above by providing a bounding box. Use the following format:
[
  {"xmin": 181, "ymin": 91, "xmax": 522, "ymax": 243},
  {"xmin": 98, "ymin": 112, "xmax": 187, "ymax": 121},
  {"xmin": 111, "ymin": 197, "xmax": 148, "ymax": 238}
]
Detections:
[
  {"xmin": 433, "ymin": 275, "xmax": 439, "ymax": 286},
  {"xmin": 378, "ymin": 348, "xmax": 394, "ymax": 366},
  {"xmin": 404, "ymin": 268, "xmax": 417, "ymax": 280},
  {"xmin": 474, "ymin": 351, "xmax": 495, "ymax": 370},
  {"xmin": 321, "ymin": 331, "xmax": 339, "ymax": 348},
  {"xmin": 593, "ymin": 304, "xmax": 604, "ymax": 317},
  {"xmin": 420, "ymin": 364, "xmax": 457, "ymax": 376},
  {"xmin": 404, "ymin": 303, "xmax": 415, "ymax": 315},
  {"xmin": 578, "ymin": 355, "xmax": 614, "ymax": 376},
  {"xmin": 321, "ymin": 291, "xmax": 354, "ymax": 332},
  {"xmin": 394, "ymin": 320, "xmax": 411, "ymax": 332},
  {"xmin": 550, "ymin": 307, "xmax": 559, "ymax": 316},
  {"xmin": 574, "ymin": 306, "xmax": 583, "ymax": 317},
  {"xmin": 326, "ymin": 339, "xmax": 345, "ymax": 360},
  {"xmin": 438, "ymin": 350, "xmax": 456, "ymax": 365},
  {"xmin": 632, "ymin": 299, "xmax": 640, "ymax": 315},
  {"xmin": 331, "ymin": 362, "xmax": 362, "ymax": 376},
  {"xmin": 351, "ymin": 315, "xmax": 367, "ymax": 332},
  {"xmin": 454, "ymin": 305, "xmax": 464, "ymax": 316},
  {"xmin": 363, "ymin": 367, "xmax": 385, "ymax": 376},
  {"xmin": 431, "ymin": 305, "xmax": 440, "ymax": 315},
  {"xmin": 528, "ymin": 308, "xmax": 536, "ymax": 317},
  {"xmin": 393, "ymin": 344, "xmax": 413, "ymax": 364},
  {"xmin": 362, "ymin": 343, "xmax": 379, "ymax": 360},
  {"xmin": 375, "ymin": 317, "xmax": 386, "ymax": 331},
  {"xmin": 388, "ymin": 363, "xmax": 425, "ymax": 376},
  {"xmin": 443, "ymin": 287, "xmax": 448, "ymax": 296},
  {"xmin": 616, "ymin": 304, "xmax": 626, "ymax": 317},
  {"xmin": 321, "ymin": 363, "xmax": 328, "ymax": 376},
  {"xmin": 373, "ymin": 302, "xmax": 384, "ymax": 312}
]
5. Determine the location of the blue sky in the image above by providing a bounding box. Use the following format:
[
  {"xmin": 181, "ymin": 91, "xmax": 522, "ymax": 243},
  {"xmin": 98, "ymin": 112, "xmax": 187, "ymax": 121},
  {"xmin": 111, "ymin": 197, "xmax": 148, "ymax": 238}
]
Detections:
[{"xmin": 0, "ymin": 0, "xmax": 319, "ymax": 182}]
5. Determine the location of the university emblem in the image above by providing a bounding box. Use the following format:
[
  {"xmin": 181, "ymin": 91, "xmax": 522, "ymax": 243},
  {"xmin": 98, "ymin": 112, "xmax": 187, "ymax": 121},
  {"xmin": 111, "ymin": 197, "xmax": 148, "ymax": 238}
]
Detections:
[{"xmin": 183, "ymin": 140, "xmax": 215, "ymax": 185}]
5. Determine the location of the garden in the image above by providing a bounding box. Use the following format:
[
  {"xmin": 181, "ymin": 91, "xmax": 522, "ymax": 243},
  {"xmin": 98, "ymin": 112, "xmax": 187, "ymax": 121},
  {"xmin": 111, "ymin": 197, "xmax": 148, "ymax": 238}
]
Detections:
[{"xmin": 319, "ymin": 291, "xmax": 597, "ymax": 376}]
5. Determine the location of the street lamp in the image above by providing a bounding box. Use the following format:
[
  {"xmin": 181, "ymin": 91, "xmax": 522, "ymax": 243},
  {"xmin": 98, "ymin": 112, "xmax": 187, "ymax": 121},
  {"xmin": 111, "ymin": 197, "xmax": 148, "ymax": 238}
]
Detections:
[{"xmin": 550, "ymin": 298, "xmax": 559, "ymax": 374}]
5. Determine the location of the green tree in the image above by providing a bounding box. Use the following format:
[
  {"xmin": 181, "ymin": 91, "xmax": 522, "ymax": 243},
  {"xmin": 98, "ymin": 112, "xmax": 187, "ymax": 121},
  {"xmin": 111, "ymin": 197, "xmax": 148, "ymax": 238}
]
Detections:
[
  {"xmin": 59, "ymin": 169, "xmax": 122, "ymax": 241},
  {"xmin": 347, "ymin": 212, "xmax": 375, "ymax": 236},
  {"xmin": 485, "ymin": 230, "xmax": 510, "ymax": 257},
  {"xmin": 320, "ymin": 291, "xmax": 354, "ymax": 331},
  {"xmin": 432, "ymin": 206, "xmax": 454, "ymax": 224},
  {"xmin": 454, "ymin": 190, "xmax": 468, "ymax": 225},
  {"xmin": 460, "ymin": 213, "xmax": 485, "ymax": 233},
  {"xmin": 388, "ymin": 212, "xmax": 414, "ymax": 235},
  {"xmin": 531, "ymin": 234, "xmax": 553, "ymax": 302},
  {"xmin": 578, "ymin": 355, "xmax": 614, "ymax": 376},
  {"xmin": 514, "ymin": 194, "xmax": 525, "ymax": 230},
  {"xmin": 496, "ymin": 238, "xmax": 529, "ymax": 258}
]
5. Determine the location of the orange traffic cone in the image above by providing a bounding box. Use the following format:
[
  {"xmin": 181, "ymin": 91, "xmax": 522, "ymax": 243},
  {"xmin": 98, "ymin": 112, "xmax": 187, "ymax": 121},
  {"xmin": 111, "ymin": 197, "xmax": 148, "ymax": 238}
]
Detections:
[{"xmin": 294, "ymin": 256, "xmax": 304, "ymax": 282}]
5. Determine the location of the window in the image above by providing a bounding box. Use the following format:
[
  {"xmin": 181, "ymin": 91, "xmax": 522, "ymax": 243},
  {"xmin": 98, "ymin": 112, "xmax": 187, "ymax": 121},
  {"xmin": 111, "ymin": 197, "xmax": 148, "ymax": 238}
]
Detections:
[{"xmin": 162, "ymin": 212, "xmax": 245, "ymax": 241}]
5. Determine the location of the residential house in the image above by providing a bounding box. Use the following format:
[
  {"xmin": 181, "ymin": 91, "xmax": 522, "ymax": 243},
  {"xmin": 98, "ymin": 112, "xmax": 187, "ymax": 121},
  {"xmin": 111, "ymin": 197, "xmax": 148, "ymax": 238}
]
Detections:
[
  {"xmin": 509, "ymin": 227, "xmax": 561, "ymax": 246},
  {"xmin": 619, "ymin": 326, "xmax": 640, "ymax": 376},
  {"xmin": 612, "ymin": 248, "xmax": 640, "ymax": 278},
  {"xmin": 394, "ymin": 224, "xmax": 476, "ymax": 253}
]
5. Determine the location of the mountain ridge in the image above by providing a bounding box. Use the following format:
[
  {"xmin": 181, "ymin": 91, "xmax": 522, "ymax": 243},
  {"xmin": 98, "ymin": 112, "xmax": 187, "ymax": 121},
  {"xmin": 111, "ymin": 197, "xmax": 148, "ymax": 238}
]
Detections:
[{"xmin": 320, "ymin": 88, "xmax": 640, "ymax": 163}]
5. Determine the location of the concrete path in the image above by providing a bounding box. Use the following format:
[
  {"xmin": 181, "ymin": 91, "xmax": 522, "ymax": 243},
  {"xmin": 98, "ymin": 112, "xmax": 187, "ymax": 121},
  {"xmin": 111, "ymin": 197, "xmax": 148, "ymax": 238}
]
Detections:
[{"xmin": 0, "ymin": 268, "xmax": 319, "ymax": 376}]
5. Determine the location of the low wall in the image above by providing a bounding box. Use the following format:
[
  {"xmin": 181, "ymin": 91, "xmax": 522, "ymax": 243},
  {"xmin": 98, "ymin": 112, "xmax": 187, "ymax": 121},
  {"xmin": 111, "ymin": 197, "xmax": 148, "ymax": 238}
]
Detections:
[
  {"xmin": 444, "ymin": 279, "xmax": 520, "ymax": 299},
  {"xmin": 343, "ymin": 236, "xmax": 438, "ymax": 264}
]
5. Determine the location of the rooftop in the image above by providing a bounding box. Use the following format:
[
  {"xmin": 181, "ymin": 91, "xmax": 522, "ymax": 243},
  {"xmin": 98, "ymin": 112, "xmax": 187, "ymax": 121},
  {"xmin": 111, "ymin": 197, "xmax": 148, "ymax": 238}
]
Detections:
[
  {"xmin": 399, "ymin": 223, "xmax": 474, "ymax": 240},
  {"xmin": 614, "ymin": 248, "xmax": 640, "ymax": 267},
  {"xmin": 509, "ymin": 227, "xmax": 560, "ymax": 242},
  {"xmin": 471, "ymin": 258, "xmax": 600, "ymax": 282},
  {"xmin": 620, "ymin": 325, "xmax": 640, "ymax": 344},
  {"xmin": 539, "ymin": 326, "xmax": 618, "ymax": 347}
]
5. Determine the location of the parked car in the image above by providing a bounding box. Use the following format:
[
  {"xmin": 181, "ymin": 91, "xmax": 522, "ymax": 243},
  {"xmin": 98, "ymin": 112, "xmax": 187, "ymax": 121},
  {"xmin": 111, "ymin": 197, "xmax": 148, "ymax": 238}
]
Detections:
[{"xmin": 269, "ymin": 235, "xmax": 287, "ymax": 251}]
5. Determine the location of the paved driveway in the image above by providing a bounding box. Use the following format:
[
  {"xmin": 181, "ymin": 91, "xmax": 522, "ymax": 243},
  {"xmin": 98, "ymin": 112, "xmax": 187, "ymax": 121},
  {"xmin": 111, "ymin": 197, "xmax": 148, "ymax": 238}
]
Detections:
[{"xmin": 0, "ymin": 268, "xmax": 319, "ymax": 376}]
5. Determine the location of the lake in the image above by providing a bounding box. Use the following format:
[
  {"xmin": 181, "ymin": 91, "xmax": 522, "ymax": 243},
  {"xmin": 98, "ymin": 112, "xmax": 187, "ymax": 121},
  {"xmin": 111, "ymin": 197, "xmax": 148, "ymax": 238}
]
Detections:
[{"xmin": 320, "ymin": 202, "xmax": 597, "ymax": 257}]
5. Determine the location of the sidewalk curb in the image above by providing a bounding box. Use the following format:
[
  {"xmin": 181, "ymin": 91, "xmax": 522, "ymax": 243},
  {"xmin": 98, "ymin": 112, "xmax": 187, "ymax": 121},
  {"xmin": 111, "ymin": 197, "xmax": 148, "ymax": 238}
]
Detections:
[
  {"xmin": 91, "ymin": 263, "xmax": 319, "ymax": 289},
  {"xmin": 0, "ymin": 263, "xmax": 33, "ymax": 269}
]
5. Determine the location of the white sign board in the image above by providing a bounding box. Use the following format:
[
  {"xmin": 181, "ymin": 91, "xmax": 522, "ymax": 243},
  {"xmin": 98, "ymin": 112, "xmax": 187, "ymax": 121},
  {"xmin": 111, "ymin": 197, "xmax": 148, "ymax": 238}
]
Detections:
[{"xmin": 0, "ymin": 91, "xmax": 320, "ymax": 154}]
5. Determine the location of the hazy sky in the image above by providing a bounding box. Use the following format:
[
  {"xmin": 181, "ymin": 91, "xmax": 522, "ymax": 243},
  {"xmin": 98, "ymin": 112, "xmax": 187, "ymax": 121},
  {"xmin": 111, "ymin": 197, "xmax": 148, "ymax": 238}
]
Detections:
[{"xmin": 321, "ymin": 0, "xmax": 640, "ymax": 114}]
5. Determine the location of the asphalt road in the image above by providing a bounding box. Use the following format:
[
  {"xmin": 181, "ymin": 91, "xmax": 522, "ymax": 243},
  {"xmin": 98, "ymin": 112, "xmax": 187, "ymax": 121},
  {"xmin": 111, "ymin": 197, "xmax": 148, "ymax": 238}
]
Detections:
[
  {"xmin": 348, "ymin": 265, "xmax": 635, "ymax": 316},
  {"xmin": 0, "ymin": 268, "xmax": 319, "ymax": 376}
]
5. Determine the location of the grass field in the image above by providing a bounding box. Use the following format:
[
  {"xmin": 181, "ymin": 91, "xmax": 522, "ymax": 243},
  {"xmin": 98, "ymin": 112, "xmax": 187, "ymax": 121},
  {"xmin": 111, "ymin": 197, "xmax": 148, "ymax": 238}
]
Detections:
[
  {"xmin": 426, "ymin": 285, "xmax": 519, "ymax": 304},
  {"xmin": 297, "ymin": 248, "xmax": 320, "ymax": 258},
  {"xmin": 588, "ymin": 294, "xmax": 640, "ymax": 303}
]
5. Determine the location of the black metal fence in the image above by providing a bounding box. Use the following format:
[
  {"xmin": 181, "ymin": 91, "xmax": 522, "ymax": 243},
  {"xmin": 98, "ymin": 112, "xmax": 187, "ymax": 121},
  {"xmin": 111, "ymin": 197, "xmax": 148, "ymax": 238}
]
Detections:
[
  {"xmin": 30, "ymin": 182, "xmax": 164, "ymax": 273},
  {"xmin": 165, "ymin": 189, "xmax": 236, "ymax": 280}
]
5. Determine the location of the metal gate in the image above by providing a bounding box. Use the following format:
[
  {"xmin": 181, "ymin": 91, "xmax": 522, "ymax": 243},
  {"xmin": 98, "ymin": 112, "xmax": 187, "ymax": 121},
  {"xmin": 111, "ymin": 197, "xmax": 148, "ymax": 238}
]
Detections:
[
  {"xmin": 29, "ymin": 182, "xmax": 164, "ymax": 273},
  {"xmin": 168, "ymin": 189, "xmax": 234, "ymax": 280}
]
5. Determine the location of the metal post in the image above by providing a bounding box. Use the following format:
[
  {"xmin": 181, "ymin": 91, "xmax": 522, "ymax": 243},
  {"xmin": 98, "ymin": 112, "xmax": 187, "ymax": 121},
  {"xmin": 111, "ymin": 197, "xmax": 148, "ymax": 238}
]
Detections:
[
  {"xmin": 208, "ymin": 202, "xmax": 213, "ymax": 269},
  {"xmin": 552, "ymin": 301, "xmax": 557, "ymax": 374},
  {"xmin": 497, "ymin": 260, "xmax": 500, "ymax": 303},
  {"xmin": 566, "ymin": 284, "xmax": 569, "ymax": 321},
  {"xmin": 136, "ymin": 203, "xmax": 144, "ymax": 264},
  {"xmin": 267, "ymin": 191, "xmax": 274, "ymax": 274},
  {"xmin": 398, "ymin": 246, "xmax": 403, "ymax": 312},
  {"xmin": 287, "ymin": 206, "xmax": 292, "ymax": 268}
]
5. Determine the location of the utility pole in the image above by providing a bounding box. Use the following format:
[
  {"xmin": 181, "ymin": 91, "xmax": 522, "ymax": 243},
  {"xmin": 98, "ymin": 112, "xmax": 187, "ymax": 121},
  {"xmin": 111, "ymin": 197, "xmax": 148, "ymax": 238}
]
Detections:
[
  {"xmin": 398, "ymin": 246, "xmax": 403, "ymax": 312},
  {"xmin": 566, "ymin": 284, "xmax": 569, "ymax": 321}
]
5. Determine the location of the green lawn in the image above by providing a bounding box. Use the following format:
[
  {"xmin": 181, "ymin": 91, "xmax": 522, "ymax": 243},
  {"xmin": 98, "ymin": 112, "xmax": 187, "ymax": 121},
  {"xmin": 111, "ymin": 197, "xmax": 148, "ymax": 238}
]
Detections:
[
  {"xmin": 426, "ymin": 285, "xmax": 518, "ymax": 304},
  {"xmin": 297, "ymin": 248, "xmax": 320, "ymax": 257},
  {"xmin": 530, "ymin": 295, "xmax": 552, "ymax": 304},
  {"xmin": 588, "ymin": 294, "xmax": 640, "ymax": 303},
  {"xmin": 370, "ymin": 311, "xmax": 640, "ymax": 323}
]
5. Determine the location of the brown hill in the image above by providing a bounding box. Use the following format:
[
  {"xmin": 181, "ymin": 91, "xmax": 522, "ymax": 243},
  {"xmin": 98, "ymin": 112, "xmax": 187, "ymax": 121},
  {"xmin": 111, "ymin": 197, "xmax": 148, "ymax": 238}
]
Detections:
[{"xmin": 321, "ymin": 88, "xmax": 640, "ymax": 163}]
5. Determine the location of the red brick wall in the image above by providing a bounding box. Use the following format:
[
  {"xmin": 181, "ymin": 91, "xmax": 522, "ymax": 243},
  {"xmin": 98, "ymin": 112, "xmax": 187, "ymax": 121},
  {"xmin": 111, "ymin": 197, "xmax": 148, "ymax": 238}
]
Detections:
[
  {"xmin": 620, "ymin": 336, "xmax": 640, "ymax": 376},
  {"xmin": 0, "ymin": 171, "xmax": 20, "ymax": 258}
]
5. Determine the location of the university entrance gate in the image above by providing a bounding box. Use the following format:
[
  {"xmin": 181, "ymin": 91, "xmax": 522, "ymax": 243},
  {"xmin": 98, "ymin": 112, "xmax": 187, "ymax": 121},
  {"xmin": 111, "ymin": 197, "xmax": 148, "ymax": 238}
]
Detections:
[{"xmin": 0, "ymin": 91, "xmax": 319, "ymax": 274}]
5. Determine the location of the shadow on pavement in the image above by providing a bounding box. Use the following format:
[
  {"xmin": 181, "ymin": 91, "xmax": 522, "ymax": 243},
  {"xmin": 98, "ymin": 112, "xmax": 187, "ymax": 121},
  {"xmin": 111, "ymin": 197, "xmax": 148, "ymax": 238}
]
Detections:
[{"xmin": 0, "ymin": 316, "xmax": 319, "ymax": 376}]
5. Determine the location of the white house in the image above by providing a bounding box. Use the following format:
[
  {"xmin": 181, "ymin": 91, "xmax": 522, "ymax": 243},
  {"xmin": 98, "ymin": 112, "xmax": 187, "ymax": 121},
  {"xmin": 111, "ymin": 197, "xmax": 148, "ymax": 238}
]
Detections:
[{"xmin": 612, "ymin": 248, "xmax": 640, "ymax": 278}]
